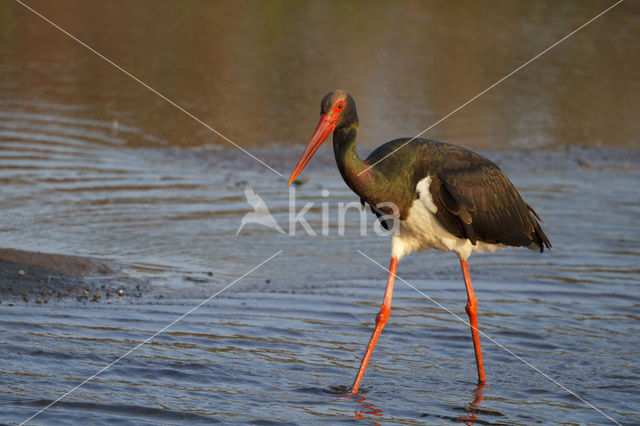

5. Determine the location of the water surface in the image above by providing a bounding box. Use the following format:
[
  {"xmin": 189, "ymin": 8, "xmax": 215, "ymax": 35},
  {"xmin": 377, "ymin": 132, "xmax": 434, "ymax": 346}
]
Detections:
[{"xmin": 1, "ymin": 1, "xmax": 639, "ymax": 424}]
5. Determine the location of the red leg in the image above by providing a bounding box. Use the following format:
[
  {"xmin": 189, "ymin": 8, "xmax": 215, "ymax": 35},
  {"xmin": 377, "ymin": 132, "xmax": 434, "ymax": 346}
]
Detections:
[
  {"xmin": 350, "ymin": 256, "xmax": 398, "ymax": 393},
  {"xmin": 460, "ymin": 259, "xmax": 486, "ymax": 384}
]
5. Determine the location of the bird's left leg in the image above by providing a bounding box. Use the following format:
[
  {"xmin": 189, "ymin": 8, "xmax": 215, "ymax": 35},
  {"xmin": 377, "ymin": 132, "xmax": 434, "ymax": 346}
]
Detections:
[
  {"xmin": 350, "ymin": 256, "xmax": 398, "ymax": 393},
  {"xmin": 460, "ymin": 259, "xmax": 486, "ymax": 384}
]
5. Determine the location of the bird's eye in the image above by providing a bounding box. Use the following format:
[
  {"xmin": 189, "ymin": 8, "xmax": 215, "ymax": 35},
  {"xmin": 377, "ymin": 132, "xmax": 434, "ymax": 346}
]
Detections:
[{"xmin": 335, "ymin": 101, "xmax": 345, "ymax": 112}]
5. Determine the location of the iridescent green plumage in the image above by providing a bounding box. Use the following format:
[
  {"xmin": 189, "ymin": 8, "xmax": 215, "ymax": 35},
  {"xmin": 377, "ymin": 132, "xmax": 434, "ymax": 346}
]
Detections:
[{"xmin": 324, "ymin": 90, "xmax": 551, "ymax": 252}]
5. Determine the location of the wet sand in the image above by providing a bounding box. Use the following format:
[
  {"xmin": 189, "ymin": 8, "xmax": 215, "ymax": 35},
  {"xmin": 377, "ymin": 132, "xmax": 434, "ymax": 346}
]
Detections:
[{"xmin": 0, "ymin": 248, "xmax": 148, "ymax": 303}]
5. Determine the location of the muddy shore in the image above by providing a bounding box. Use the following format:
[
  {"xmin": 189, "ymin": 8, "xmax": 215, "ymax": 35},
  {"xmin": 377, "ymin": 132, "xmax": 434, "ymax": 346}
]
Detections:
[{"xmin": 0, "ymin": 248, "xmax": 149, "ymax": 303}]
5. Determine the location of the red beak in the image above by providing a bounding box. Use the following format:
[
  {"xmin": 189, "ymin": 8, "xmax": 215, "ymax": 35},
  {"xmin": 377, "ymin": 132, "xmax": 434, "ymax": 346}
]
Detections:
[{"xmin": 288, "ymin": 114, "xmax": 337, "ymax": 185}]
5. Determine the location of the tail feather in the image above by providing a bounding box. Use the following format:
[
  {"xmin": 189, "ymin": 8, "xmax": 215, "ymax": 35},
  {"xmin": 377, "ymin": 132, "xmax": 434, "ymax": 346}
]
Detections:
[{"xmin": 528, "ymin": 205, "xmax": 552, "ymax": 252}]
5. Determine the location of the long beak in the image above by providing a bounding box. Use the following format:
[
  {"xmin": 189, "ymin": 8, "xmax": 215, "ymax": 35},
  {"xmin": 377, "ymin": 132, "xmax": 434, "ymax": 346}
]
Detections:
[{"xmin": 288, "ymin": 114, "xmax": 336, "ymax": 185}]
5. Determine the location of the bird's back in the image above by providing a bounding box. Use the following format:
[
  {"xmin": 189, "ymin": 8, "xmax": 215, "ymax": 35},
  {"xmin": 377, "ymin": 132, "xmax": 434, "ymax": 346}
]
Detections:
[{"xmin": 363, "ymin": 138, "xmax": 551, "ymax": 252}]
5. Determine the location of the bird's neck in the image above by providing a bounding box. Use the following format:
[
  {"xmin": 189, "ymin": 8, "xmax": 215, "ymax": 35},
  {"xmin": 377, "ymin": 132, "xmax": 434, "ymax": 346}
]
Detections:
[{"xmin": 332, "ymin": 123, "xmax": 375, "ymax": 198}]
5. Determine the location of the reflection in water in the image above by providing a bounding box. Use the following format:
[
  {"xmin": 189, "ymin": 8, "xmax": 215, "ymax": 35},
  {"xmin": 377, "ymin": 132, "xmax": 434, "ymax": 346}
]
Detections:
[
  {"xmin": 456, "ymin": 383, "xmax": 485, "ymax": 425},
  {"xmin": 341, "ymin": 383, "xmax": 494, "ymax": 424},
  {"xmin": 343, "ymin": 393, "xmax": 383, "ymax": 425}
]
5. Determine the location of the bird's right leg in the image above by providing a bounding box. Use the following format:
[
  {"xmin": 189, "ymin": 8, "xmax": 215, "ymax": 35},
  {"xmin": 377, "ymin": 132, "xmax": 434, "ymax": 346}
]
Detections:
[
  {"xmin": 350, "ymin": 256, "xmax": 398, "ymax": 393},
  {"xmin": 460, "ymin": 258, "xmax": 486, "ymax": 384}
]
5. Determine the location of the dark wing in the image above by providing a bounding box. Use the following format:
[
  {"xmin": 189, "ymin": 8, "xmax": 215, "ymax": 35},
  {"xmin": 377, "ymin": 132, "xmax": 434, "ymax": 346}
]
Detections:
[{"xmin": 429, "ymin": 165, "xmax": 551, "ymax": 252}]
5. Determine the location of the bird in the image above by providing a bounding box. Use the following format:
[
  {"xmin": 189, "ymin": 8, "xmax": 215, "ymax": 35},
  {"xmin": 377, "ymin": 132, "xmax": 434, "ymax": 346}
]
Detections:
[
  {"xmin": 236, "ymin": 187, "xmax": 285, "ymax": 236},
  {"xmin": 288, "ymin": 90, "xmax": 551, "ymax": 393}
]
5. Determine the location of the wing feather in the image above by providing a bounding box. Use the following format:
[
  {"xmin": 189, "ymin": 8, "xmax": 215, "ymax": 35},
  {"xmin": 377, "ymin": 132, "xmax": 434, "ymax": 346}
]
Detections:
[
  {"xmin": 430, "ymin": 164, "xmax": 551, "ymax": 251},
  {"xmin": 362, "ymin": 138, "xmax": 551, "ymax": 251}
]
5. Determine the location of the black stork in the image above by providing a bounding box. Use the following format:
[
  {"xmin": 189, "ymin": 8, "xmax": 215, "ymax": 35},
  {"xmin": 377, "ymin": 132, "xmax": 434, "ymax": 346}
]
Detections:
[{"xmin": 288, "ymin": 90, "xmax": 551, "ymax": 393}]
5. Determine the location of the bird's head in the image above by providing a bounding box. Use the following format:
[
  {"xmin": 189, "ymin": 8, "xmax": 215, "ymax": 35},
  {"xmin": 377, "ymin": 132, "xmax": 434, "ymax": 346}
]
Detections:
[
  {"xmin": 288, "ymin": 90, "xmax": 357, "ymax": 185},
  {"xmin": 319, "ymin": 90, "xmax": 357, "ymax": 130}
]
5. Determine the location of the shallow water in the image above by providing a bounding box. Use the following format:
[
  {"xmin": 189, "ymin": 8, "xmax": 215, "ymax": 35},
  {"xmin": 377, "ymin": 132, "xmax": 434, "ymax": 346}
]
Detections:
[
  {"xmin": 1, "ymin": 1, "xmax": 640, "ymax": 424},
  {"xmin": 1, "ymin": 113, "xmax": 639, "ymax": 424}
]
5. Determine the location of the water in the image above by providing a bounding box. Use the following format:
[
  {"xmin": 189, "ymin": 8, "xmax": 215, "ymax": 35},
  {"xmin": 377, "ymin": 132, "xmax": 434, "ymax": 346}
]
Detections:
[{"xmin": 1, "ymin": 1, "xmax": 640, "ymax": 424}]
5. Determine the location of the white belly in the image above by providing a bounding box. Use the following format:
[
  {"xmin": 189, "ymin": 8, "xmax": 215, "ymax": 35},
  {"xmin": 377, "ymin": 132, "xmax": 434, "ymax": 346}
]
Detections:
[{"xmin": 390, "ymin": 176, "xmax": 505, "ymax": 260}]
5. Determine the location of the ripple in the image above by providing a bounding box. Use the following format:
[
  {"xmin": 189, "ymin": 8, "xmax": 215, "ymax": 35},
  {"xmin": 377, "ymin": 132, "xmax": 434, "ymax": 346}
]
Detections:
[{"xmin": 1, "ymin": 110, "xmax": 639, "ymax": 424}]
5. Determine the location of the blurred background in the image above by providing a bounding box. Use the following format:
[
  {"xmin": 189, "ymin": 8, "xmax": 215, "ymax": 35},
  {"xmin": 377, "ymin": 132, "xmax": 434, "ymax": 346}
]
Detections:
[{"xmin": 1, "ymin": 0, "xmax": 638, "ymax": 151}]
